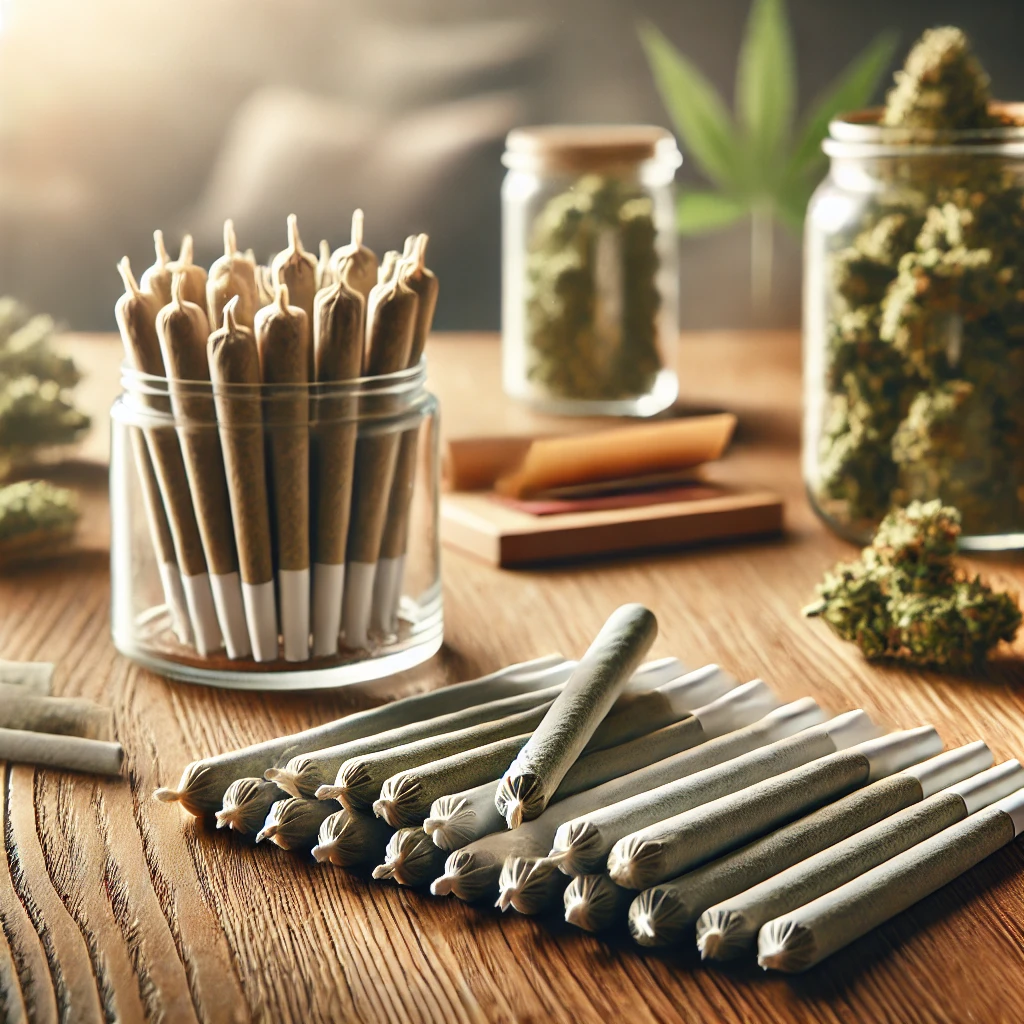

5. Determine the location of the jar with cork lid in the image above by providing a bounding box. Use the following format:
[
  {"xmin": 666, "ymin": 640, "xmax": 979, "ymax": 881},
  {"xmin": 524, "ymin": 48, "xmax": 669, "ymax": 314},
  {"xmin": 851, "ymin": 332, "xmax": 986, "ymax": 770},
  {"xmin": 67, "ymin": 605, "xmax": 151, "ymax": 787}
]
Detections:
[{"xmin": 501, "ymin": 125, "xmax": 683, "ymax": 417}]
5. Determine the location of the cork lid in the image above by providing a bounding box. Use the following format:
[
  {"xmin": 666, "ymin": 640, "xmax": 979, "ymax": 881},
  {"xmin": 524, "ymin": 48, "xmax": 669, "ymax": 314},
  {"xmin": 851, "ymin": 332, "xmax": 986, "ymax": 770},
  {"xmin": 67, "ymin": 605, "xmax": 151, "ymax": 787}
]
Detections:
[{"xmin": 503, "ymin": 125, "xmax": 682, "ymax": 172}]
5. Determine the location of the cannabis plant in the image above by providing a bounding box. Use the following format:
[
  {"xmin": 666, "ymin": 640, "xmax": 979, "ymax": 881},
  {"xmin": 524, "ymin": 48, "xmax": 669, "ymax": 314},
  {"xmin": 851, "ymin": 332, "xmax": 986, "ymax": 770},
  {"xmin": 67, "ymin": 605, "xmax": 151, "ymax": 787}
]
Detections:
[{"xmin": 641, "ymin": 0, "xmax": 897, "ymax": 308}]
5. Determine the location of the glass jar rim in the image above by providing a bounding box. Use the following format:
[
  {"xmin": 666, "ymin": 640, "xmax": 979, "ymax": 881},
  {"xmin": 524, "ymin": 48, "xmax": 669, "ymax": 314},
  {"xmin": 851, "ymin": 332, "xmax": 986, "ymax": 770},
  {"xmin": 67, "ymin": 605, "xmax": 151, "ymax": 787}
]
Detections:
[
  {"xmin": 119, "ymin": 355, "xmax": 428, "ymax": 399},
  {"xmin": 503, "ymin": 124, "xmax": 683, "ymax": 173},
  {"xmin": 824, "ymin": 103, "xmax": 1024, "ymax": 158}
]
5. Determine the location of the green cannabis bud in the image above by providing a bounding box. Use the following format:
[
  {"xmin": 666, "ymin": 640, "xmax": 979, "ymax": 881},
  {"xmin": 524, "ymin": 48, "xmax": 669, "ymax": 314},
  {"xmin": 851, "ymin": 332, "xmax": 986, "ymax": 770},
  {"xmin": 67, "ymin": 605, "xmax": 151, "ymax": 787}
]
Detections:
[
  {"xmin": 813, "ymin": 26, "xmax": 1024, "ymax": 540},
  {"xmin": 524, "ymin": 175, "xmax": 664, "ymax": 401},
  {"xmin": 0, "ymin": 298, "xmax": 90, "ymax": 473},
  {"xmin": 0, "ymin": 479, "xmax": 80, "ymax": 563},
  {"xmin": 805, "ymin": 500, "xmax": 1021, "ymax": 670}
]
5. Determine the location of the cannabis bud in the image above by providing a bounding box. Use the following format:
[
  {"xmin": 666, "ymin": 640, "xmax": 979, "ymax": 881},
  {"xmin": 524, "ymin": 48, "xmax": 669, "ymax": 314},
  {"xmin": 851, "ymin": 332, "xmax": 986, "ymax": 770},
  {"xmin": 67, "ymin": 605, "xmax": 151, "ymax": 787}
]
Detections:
[
  {"xmin": 812, "ymin": 26, "xmax": 1024, "ymax": 541},
  {"xmin": 0, "ymin": 479, "xmax": 80, "ymax": 564},
  {"xmin": 0, "ymin": 299, "xmax": 90, "ymax": 474},
  {"xmin": 524, "ymin": 174, "xmax": 663, "ymax": 402},
  {"xmin": 805, "ymin": 500, "xmax": 1021, "ymax": 670}
]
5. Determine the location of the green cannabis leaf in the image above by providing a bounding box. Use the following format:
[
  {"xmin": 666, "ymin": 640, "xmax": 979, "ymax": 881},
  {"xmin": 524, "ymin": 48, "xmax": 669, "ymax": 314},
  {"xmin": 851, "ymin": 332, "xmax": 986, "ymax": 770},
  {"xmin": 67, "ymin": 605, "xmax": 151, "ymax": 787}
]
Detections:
[{"xmin": 640, "ymin": 2, "xmax": 897, "ymax": 308}]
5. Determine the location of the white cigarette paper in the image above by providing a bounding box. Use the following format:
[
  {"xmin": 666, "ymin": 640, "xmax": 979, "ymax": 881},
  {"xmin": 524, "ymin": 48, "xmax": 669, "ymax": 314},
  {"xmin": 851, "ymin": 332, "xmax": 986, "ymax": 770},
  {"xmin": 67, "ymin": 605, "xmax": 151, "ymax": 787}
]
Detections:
[
  {"xmin": 0, "ymin": 659, "xmax": 54, "ymax": 694},
  {"xmin": 0, "ymin": 727, "xmax": 123, "ymax": 777}
]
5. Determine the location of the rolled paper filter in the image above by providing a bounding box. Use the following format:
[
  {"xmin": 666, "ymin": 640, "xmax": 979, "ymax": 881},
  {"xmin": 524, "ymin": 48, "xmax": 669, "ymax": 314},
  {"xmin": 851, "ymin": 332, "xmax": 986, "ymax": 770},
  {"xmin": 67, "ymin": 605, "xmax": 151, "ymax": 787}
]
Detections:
[
  {"xmin": 430, "ymin": 693, "xmax": 806, "ymax": 906},
  {"xmin": 271, "ymin": 215, "xmax": 318, "ymax": 353},
  {"xmin": 564, "ymin": 874, "xmax": 633, "ymax": 932},
  {"xmin": 158, "ymin": 275, "xmax": 249, "ymax": 659},
  {"xmin": 208, "ymin": 299, "xmax": 278, "ymax": 661},
  {"xmin": 316, "ymin": 239, "xmax": 335, "ymax": 290},
  {"xmin": 169, "ymin": 235, "xmax": 209, "ymax": 326},
  {"xmin": 372, "ymin": 235, "xmax": 440, "ymax": 635},
  {"xmin": 425, "ymin": 669, "xmax": 755, "ymax": 852},
  {"xmin": 392, "ymin": 666, "xmax": 747, "ymax": 832},
  {"xmin": 372, "ymin": 827, "xmax": 446, "ymax": 886},
  {"xmin": 609, "ymin": 725, "xmax": 941, "ymax": 891},
  {"xmin": 256, "ymin": 797, "xmax": 334, "ymax": 851},
  {"xmin": 311, "ymin": 806, "xmax": 393, "ymax": 867},
  {"xmin": 548, "ymin": 704, "xmax": 860, "ymax": 880},
  {"xmin": 310, "ymin": 268, "xmax": 365, "ymax": 656},
  {"xmin": 116, "ymin": 257, "xmax": 221, "ymax": 654},
  {"xmin": 495, "ymin": 856, "xmax": 568, "ymax": 915},
  {"xmin": 757, "ymin": 784, "xmax": 1024, "ymax": 973},
  {"xmin": 0, "ymin": 659, "xmax": 54, "ymax": 695},
  {"xmin": 341, "ymin": 269, "xmax": 419, "ymax": 650},
  {"xmin": 496, "ymin": 603, "xmax": 658, "ymax": 828},
  {"xmin": 630, "ymin": 740, "xmax": 993, "ymax": 949},
  {"xmin": 0, "ymin": 727, "xmax": 123, "ymax": 776},
  {"xmin": 0, "ymin": 684, "xmax": 113, "ymax": 740},
  {"xmin": 700, "ymin": 757, "xmax": 1024, "ymax": 963},
  {"xmin": 329, "ymin": 209, "xmax": 378, "ymax": 305},
  {"xmin": 492, "ymin": 414, "xmax": 737, "ymax": 499},
  {"xmin": 215, "ymin": 777, "xmax": 286, "ymax": 836},
  {"xmin": 207, "ymin": 220, "xmax": 260, "ymax": 331},
  {"xmin": 154, "ymin": 655, "xmax": 569, "ymax": 815},
  {"xmin": 139, "ymin": 229, "xmax": 173, "ymax": 306},
  {"xmin": 255, "ymin": 282, "xmax": 311, "ymax": 662},
  {"xmin": 339, "ymin": 702, "xmax": 556, "ymax": 814}
]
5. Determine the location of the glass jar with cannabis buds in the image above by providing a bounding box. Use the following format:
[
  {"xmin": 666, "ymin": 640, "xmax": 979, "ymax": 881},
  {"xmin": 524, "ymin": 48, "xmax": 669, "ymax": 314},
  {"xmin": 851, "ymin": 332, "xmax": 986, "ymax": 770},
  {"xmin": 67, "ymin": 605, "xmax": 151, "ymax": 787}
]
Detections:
[
  {"xmin": 502, "ymin": 126, "xmax": 682, "ymax": 416},
  {"xmin": 804, "ymin": 107, "xmax": 1024, "ymax": 548}
]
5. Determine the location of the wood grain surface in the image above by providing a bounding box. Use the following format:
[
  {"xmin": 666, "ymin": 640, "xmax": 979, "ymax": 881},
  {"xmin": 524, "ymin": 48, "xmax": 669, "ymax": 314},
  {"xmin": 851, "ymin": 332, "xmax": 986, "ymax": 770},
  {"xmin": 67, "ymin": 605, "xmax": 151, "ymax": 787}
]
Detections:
[{"xmin": 3, "ymin": 332, "xmax": 1024, "ymax": 1024}]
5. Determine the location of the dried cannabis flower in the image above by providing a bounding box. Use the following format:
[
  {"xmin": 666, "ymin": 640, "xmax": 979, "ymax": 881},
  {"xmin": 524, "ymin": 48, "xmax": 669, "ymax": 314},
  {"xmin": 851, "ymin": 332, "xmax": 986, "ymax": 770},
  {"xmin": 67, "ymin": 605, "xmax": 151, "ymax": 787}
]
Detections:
[
  {"xmin": 0, "ymin": 479, "xmax": 80, "ymax": 562},
  {"xmin": 0, "ymin": 299, "xmax": 90, "ymax": 472},
  {"xmin": 805, "ymin": 500, "xmax": 1021, "ymax": 670},
  {"xmin": 813, "ymin": 27, "xmax": 1024, "ymax": 539},
  {"xmin": 524, "ymin": 175, "xmax": 663, "ymax": 401}
]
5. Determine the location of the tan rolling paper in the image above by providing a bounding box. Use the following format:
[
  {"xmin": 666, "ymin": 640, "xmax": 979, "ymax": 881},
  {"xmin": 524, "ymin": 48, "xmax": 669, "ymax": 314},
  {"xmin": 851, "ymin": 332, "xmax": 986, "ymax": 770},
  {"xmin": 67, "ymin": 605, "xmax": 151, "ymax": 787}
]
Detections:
[
  {"xmin": 256, "ymin": 283, "xmax": 312, "ymax": 661},
  {"xmin": 209, "ymin": 298, "xmax": 278, "ymax": 661},
  {"xmin": 139, "ymin": 229, "xmax": 173, "ymax": 306},
  {"xmin": 115, "ymin": 257, "xmax": 222, "ymax": 654},
  {"xmin": 372, "ymin": 235, "xmax": 440, "ymax": 634},
  {"xmin": 170, "ymin": 235, "xmax": 209, "ymax": 329},
  {"xmin": 157, "ymin": 275, "xmax": 250, "ymax": 658},
  {"xmin": 310, "ymin": 269, "xmax": 365, "ymax": 656},
  {"xmin": 341, "ymin": 269, "xmax": 418, "ymax": 650},
  {"xmin": 207, "ymin": 220, "xmax": 260, "ymax": 331},
  {"xmin": 271, "ymin": 214, "xmax": 318, "ymax": 365},
  {"xmin": 329, "ymin": 209, "xmax": 378, "ymax": 305}
]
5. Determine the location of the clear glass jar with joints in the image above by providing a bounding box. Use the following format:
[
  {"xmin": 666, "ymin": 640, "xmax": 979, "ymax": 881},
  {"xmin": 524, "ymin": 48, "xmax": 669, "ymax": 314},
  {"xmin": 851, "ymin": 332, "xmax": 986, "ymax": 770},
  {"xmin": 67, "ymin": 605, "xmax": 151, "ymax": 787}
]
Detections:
[
  {"xmin": 502, "ymin": 125, "xmax": 682, "ymax": 417},
  {"xmin": 804, "ymin": 106, "xmax": 1024, "ymax": 548},
  {"xmin": 110, "ymin": 360, "xmax": 441, "ymax": 689}
]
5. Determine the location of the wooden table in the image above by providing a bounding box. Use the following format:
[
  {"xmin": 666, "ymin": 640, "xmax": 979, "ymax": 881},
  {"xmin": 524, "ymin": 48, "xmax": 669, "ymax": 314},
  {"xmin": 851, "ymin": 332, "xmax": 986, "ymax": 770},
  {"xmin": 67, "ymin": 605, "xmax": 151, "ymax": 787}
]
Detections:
[{"xmin": 3, "ymin": 332, "xmax": 1024, "ymax": 1024}]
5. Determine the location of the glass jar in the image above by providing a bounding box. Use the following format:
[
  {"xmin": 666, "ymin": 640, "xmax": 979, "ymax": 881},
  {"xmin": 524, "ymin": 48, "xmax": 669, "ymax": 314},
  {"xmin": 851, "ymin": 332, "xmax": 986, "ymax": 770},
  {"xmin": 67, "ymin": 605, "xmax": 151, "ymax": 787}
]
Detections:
[
  {"xmin": 804, "ymin": 107, "xmax": 1024, "ymax": 548},
  {"xmin": 502, "ymin": 125, "xmax": 682, "ymax": 417},
  {"xmin": 110, "ymin": 361, "xmax": 441, "ymax": 689}
]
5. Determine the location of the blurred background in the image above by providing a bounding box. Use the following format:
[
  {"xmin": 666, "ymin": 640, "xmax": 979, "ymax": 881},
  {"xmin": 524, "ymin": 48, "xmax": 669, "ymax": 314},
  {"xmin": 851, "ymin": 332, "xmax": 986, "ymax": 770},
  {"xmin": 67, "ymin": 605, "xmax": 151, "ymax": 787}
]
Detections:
[{"xmin": 0, "ymin": 0, "xmax": 1020, "ymax": 333}]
